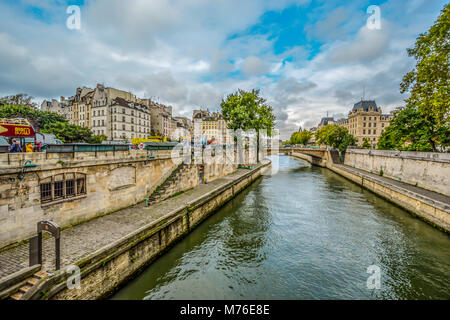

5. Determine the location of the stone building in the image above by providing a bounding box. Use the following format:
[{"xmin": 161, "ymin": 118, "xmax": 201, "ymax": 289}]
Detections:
[
  {"xmin": 342, "ymin": 100, "xmax": 392, "ymax": 147},
  {"xmin": 150, "ymin": 103, "xmax": 172, "ymax": 138},
  {"xmin": 192, "ymin": 110, "xmax": 227, "ymax": 142},
  {"xmin": 317, "ymin": 117, "xmax": 335, "ymax": 130},
  {"xmin": 90, "ymin": 84, "xmax": 150, "ymax": 141},
  {"xmin": 315, "ymin": 100, "xmax": 392, "ymax": 148},
  {"xmin": 107, "ymin": 98, "xmax": 151, "ymax": 141}
]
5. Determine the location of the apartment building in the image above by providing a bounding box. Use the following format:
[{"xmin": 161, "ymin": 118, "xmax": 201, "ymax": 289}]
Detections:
[
  {"xmin": 192, "ymin": 110, "xmax": 227, "ymax": 142},
  {"xmin": 150, "ymin": 103, "xmax": 172, "ymax": 138}
]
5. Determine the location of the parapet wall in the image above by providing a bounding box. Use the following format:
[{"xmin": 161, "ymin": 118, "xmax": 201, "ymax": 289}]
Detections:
[{"xmin": 344, "ymin": 149, "xmax": 450, "ymax": 196}]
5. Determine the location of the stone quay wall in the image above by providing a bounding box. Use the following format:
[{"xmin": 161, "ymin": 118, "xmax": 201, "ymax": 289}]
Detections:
[
  {"xmin": 21, "ymin": 161, "xmax": 270, "ymax": 300},
  {"xmin": 290, "ymin": 150, "xmax": 449, "ymax": 232},
  {"xmin": 0, "ymin": 149, "xmax": 237, "ymax": 249},
  {"xmin": 343, "ymin": 149, "xmax": 450, "ymax": 197}
]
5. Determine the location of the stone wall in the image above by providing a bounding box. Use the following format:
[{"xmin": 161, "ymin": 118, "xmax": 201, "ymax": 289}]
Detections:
[
  {"xmin": 0, "ymin": 150, "xmax": 180, "ymax": 248},
  {"xmin": 0, "ymin": 148, "xmax": 240, "ymax": 249},
  {"xmin": 18, "ymin": 162, "xmax": 270, "ymax": 300},
  {"xmin": 343, "ymin": 149, "xmax": 450, "ymax": 196}
]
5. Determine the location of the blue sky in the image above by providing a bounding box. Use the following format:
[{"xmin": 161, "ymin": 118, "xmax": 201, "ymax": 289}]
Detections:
[{"xmin": 0, "ymin": 0, "xmax": 447, "ymax": 138}]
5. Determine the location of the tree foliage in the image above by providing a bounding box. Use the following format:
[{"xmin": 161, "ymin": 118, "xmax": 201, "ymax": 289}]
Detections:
[
  {"xmin": 377, "ymin": 104, "xmax": 450, "ymax": 151},
  {"xmin": 221, "ymin": 89, "xmax": 276, "ymax": 161},
  {"xmin": 290, "ymin": 130, "xmax": 312, "ymax": 145},
  {"xmin": 0, "ymin": 104, "xmax": 67, "ymax": 130},
  {"xmin": 0, "ymin": 94, "xmax": 37, "ymax": 108},
  {"xmin": 362, "ymin": 138, "xmax": 371, "ymax": 149},
  {"xmin": 221, "ymin": 89, "xmax": 275, "ymax": 136},
  {"xmin": 315, "ymin": 125, "xmax": 356, "ymax": 152},
  {"xmin": 400, "ymin": 3, "xmax": 449, "ymax": 126},
  {"xmin": 41, "ymin": 122, "xmax": 94, "ymax": 143},
  {"xmin": 396, "ymin": 3, "xmax": 449, "ymax": 152},
  {"xmin": 88, "ymin": 134, "xmax": 108, "ymax": 144}
]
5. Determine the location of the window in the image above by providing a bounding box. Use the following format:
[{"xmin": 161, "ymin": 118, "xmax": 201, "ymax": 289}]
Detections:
[
  {"xmin": 40, "ymin": 173, "xmax": 86, "ymax": 204},
  {"xmin": 374, "ymin": 130, "xmax": 376, "ymax": 134},
  {"xmin": 66, "ymin": 179, "xmax": 75, "ymax": 197},
  {"xmin": 363, "ymin": 129, "xmax": 366, "ymax": 134},
  {"xmin": 40, "ymin": 182, "xmax": 51, "ymax": 202}
]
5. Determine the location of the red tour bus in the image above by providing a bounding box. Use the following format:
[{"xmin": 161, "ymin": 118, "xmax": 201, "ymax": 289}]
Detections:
[{"xmin": 0, "ymin": 118, "xmax": 36, "ymax": 150}]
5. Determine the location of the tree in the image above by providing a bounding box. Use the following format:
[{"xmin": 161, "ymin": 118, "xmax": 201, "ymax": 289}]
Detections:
[
  {"xmin": 41, "ymin": 122, "xmax": 93, "ymax": 143},
  {"xmin": 377, "ymin": 104, "xmax": 450, "ymax": 151},
  {"xmin": 290, "ymin": 130, "xmax": 312, "ymax": 145},
  {"xmin": 221, "ymin": 89, "xmax": 276, "ymax": 162},
  {"xmin": 362, "ymin": 138, "xmax": 371, "ymax": 149},
  {"xmin": 0, "ymin": 94, "xmax": 37, "ymax": 108},
  {"xmin": 315, "ymin": 125, "xmax": 356, "ymax": 152},
  {"xmin": 0, "ymin": 104, "xmax": 67, "ymax": 130},
  {"xmin": 88, "ymin": 134, "xmax": 108, "ymax": 144},
  {"xmin": 399, "ymin": 3, "xmax": 449, "ymax": 151}
]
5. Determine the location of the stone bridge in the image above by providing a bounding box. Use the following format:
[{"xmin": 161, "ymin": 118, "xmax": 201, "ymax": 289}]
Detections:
[{"xmin": 267, "ymin": 147, "xmax": 333, "ymax": 167}]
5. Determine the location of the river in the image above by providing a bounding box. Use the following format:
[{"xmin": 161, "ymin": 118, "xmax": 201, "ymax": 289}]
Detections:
[{"xmin": 112, "ymin": 155, "xmax": 450, "ymax": 300}]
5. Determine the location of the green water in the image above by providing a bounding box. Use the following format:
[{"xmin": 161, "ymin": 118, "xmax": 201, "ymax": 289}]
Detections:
[{"xmin": 112, "ymin": 156, "xmax": 450, "ymax": 300}]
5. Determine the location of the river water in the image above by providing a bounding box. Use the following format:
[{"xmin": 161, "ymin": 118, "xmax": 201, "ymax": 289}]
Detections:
[{"xmin": 112, "ymin": 155, "xmax": 450, "ymax": 300}]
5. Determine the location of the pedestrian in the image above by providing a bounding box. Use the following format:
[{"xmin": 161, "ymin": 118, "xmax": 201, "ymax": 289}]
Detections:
[
  {"xmin": 35, "ymin": 141, "xmax": 42, "ymax": 152},
  {"xmin": 9, "ymin": 139, "xmax": 22, "ymax": 153},
  {"xmin": 26, "ymin": 142, "xmax": 34, "ymax": 153}
]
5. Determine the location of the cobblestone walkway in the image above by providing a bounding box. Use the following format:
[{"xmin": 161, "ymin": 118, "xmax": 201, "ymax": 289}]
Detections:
[{"xmin": 0, "ymin": 167, "xmax": 262, "ymax": 279}]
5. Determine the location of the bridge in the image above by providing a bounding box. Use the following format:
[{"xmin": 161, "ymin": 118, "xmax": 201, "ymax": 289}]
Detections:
[{"xmin": 267, "ymin": 147, "xmax": 337, "ymax": 167}]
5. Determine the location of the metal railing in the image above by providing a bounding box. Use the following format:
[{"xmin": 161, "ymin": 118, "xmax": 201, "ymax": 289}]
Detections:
[{"xmin": 42, "ymin": 144, "xmax": 130, "ymax": 153}]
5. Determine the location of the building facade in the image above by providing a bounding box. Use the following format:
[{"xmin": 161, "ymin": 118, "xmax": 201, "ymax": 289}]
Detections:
[
  {"xmin": 315, "ymin": 100, "xmax": 392, "ymax": 148},
  {"xmin": 150, "ymin": 103, "xmax": 172, "ymax": 138},
  {"xmin": 192, "ymin": 110, "xmax": 227, "ymax": 142}
]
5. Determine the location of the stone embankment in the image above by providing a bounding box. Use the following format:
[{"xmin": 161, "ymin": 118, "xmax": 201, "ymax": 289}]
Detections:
[
  {"xmin": 290, "ymin": 149, "xmax": 450, "ymax": 232},
  {"xmin": 0, "ymin": 160, "xmax": 271, "ymax": 300}
]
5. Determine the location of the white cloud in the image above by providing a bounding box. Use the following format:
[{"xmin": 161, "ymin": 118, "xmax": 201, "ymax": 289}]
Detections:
[{"xmin": 0, "ymin": 0, "xmax": 446, "ymax": 140}]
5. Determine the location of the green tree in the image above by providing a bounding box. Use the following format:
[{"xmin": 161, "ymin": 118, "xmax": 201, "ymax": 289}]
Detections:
[
  {"xmin": 41, "ymin": 122, "xmax": 93, "ymax": 143},
  {"xmin": 290, "ymin": 130, "xmax": 312, "ymax": 145},
  {"xmin": 0, "ymin": 94, "xmax": 37, "ymax": 108},
  {"xmin": 377, "ymin": 104, "xmax": 450, "ymax": 151},
  {"xmin": 362, "ymin": 138, "xmax": 371, "ymax": 149},
  {"xmin": 399, "ymin": 3, "xmax": 449, "ymax": 151},
  {"xmin": 221, "ymin": 89, "xmax": 276, "ymax": 162},
  {"xmin": 315, "ymin": 125, "xmax": 356, "ymax": 152},
  {"xmin": 0, "ymin": 104, "xmax": 67, "ymax": 130},
  {"xmin": 88, "ymin": 134, "xmax": 108, "ymax": 144}
]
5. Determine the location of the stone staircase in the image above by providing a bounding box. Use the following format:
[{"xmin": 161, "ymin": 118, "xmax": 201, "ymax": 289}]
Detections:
[
  {"xmin": 9, "ymin": 270, "xmax": 47, "ymax": 300},
  {"xmin": 148, "ymin": 162, "xmax": 198, "ymax": 205}
]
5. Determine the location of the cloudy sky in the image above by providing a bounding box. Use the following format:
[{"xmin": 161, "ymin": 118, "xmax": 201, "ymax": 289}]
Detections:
[{"xmin": 0, "ymin": 0, "xmax": 447, "ymax": 139}]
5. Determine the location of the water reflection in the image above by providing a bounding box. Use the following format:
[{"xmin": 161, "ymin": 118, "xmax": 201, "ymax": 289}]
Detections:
[{"xmin": 112, "ymin": 156, "xmax": 450, "ymax": 300}]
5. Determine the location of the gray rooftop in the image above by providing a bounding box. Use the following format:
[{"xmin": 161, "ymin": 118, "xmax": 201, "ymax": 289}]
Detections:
[{"xmin": 353, "ymin": 100, "xmax": 378, "ymax": 112}]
